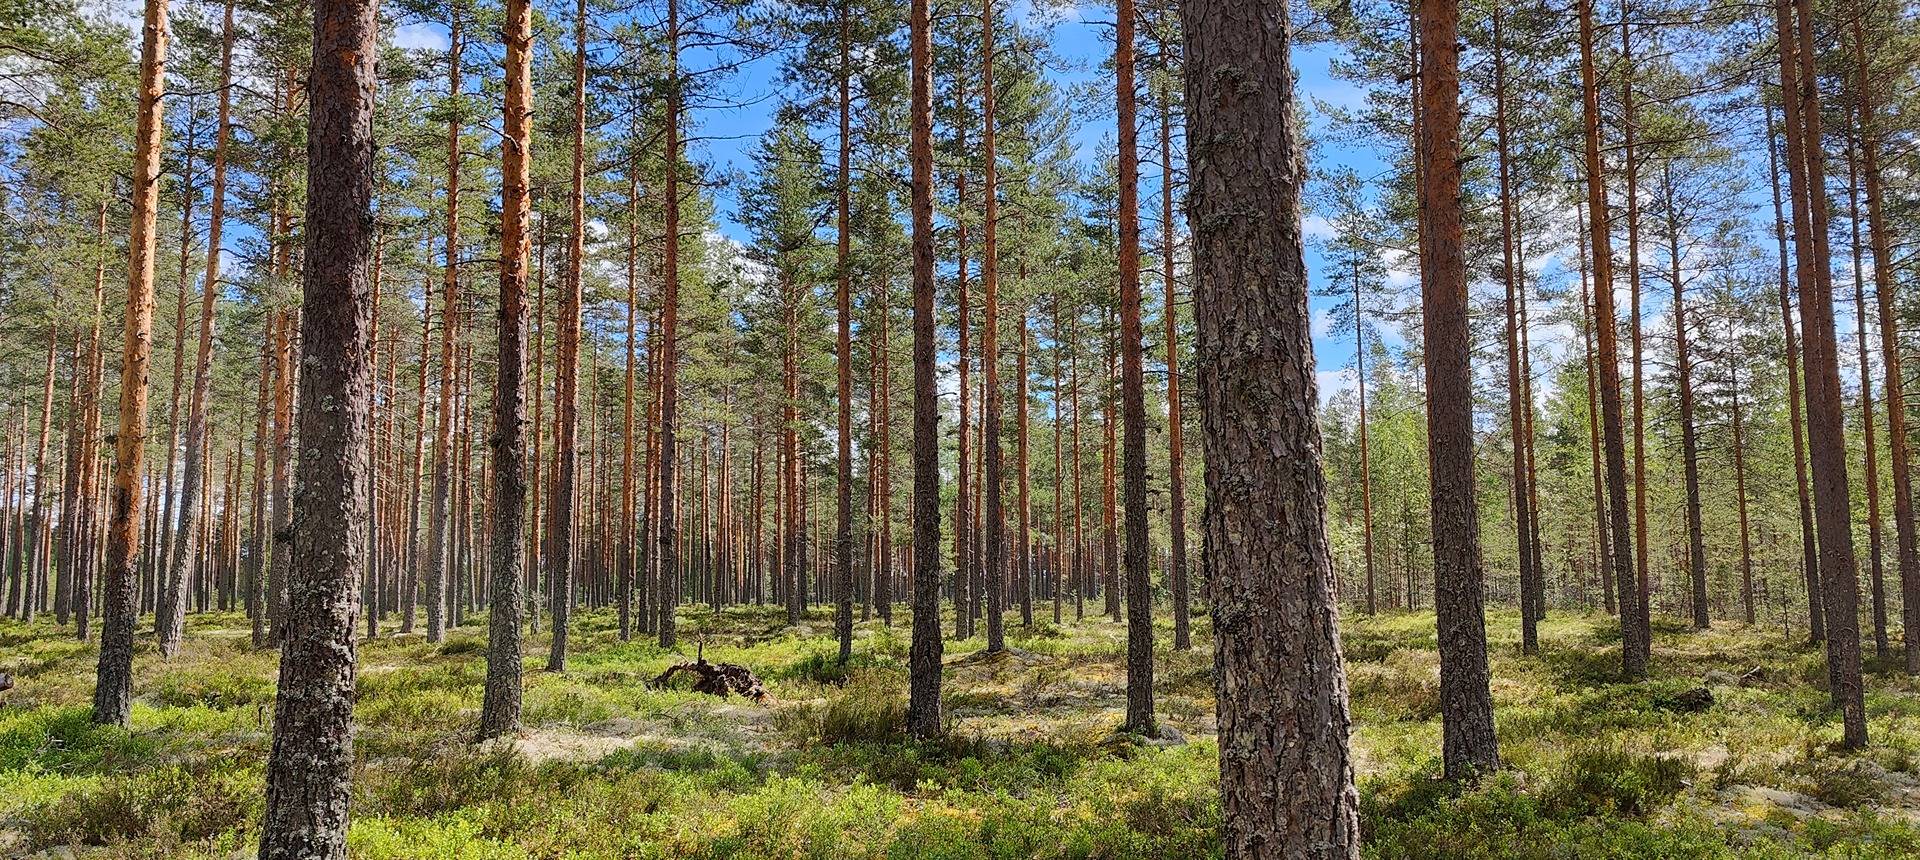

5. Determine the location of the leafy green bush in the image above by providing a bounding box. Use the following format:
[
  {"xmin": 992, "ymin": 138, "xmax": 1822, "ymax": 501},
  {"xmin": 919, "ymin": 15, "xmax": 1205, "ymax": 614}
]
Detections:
[
  {"xmin": 1540, "ymin": 746, "xmax": 1691, "ymax": 819},
  {"xmin": 776, "ymin": 672, "xmax": 906, "ymax": 744}
]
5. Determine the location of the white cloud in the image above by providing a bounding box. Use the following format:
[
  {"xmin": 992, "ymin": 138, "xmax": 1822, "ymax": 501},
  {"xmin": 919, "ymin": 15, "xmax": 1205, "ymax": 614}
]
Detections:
[
  {"xmin": 1316, "ymin": 368, "xmax": 1346, "ymax": 406},
  {"xmin": 393, "ymin": 23, "xmax": 450, "ymax": 53}
]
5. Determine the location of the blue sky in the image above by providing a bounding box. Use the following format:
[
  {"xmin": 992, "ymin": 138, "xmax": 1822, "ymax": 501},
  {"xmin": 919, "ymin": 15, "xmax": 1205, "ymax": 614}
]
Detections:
[{"xmin": 394, "ymin": 4, "xmax": 1390, "ymax": 398}]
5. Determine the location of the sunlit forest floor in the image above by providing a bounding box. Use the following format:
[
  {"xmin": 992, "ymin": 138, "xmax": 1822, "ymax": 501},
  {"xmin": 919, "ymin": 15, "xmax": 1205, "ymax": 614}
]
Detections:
[{"xmin": 3, "ymin": 603, "xmax": 1920, "ymax": 858}]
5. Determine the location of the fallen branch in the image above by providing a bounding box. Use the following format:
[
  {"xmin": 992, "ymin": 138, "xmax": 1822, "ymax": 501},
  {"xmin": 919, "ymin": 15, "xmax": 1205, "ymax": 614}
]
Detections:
[{"xmin": 650, "ymin": 646, "xmax": 770, "ymax": 704}]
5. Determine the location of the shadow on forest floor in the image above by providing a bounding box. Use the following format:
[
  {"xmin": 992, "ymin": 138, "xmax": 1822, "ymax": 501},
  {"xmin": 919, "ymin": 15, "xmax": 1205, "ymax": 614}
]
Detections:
[{"xmin": 1, "ymin": 605, "xmax": 1919, "ymax": 857}]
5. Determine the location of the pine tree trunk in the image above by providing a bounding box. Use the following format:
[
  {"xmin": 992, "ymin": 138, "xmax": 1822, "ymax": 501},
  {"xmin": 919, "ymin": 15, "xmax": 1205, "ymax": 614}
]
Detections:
[
  {"xmin": 1180, "ymin": 0, "xmax": 1362, "ymax": 844},
  {"xmin": 1657, "ymin": 162, "xmax": 1707, "ymax": 631},
  {"xmin": 1115, "ymin": 0, "xmax": 1154, "ymax": 735},
  {"xmin": 1763, "ymin": 101, "xmax": 1821, "ymax": 643},
  {"xmin": 1577, "ymin": 0, "xmax": 1641, "ymax": 678},
  {"xmin": 1851, "ymin": 11, "xmax": 1920, "ymax": 673},
  {"xmin": 1418, "ymin": 0, "xmax": 1498, "ymax": 778},
  {"xmin": 1492, "ymin": 9, "xmax": 1537, "ymax": 654},
  {"xmin": 159, "ymin": 0, "xmax": 235, "ymax": 658},
  {"xmin": 257, "ymin": 0, "xmax": 378, "ymax": 847},
  {"xmin": 906, "ymin": 0, "xmax": 944, "ymax": 738},
  {"xmin": 547, "ymin": 0, "xmax": 586, "ymax": 670},
  {"xmin": 92, "ymin": 0, "xmax": 169, "ymax": 727},
  {"xmin": 479, "ymin": 0, "xmax": 531, "ymax": 734},
  {"xmin": 656, "ymin": 0, "xmax": 682, "ymax": 648},
  {"xmin": 1777, "ymin": 0, "xmax": 1867, "ymax": 748}
]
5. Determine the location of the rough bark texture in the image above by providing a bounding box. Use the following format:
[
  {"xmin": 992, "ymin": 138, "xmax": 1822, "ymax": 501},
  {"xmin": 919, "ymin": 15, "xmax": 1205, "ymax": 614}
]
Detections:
[
  {"xmin": 1777, "ymin": 0, "xmax": 1866, "ymax": 749},
  {"xmin": 905, "ymin": 0, "xmax": 944, "ymax": 740},
  {"xmin": 656, "ymin": 0, "xmax": 682, "ymax": 649},
  {"xmin": 93, "ymin": 0, "xmax": 169, "ymax": 728},
  {"xmin": 1577, "ymin": 0, "xmax": 1641, "ymax": 679},
  {"xmin": 256, "ymin": 0, "xmax": 376, "ymax": 850},
  {"xmin": 982, "ymin": 0, "xmax": 1006, "ymax": 656},
  {"xmin": 1116, "ymin": 0, "xmax": 1154, "ymax": 735},
  {"xmin": 159, "ymin": 0, "xmax": 235, "ymax": 659},
  {"xmin": 479, "ymin": 0, "xmax": 533, "ymax": 740},
  {"xmin": 548, "ymin": 0, "xmax": 586, "ymax": 672},
  {"xmin": 1181, "ymin": 0, "xmax": 1361, "ymax": 851},
  {"xmin": 1418, "ymin": 0, "xmax": 1499, "ymax": 780}
]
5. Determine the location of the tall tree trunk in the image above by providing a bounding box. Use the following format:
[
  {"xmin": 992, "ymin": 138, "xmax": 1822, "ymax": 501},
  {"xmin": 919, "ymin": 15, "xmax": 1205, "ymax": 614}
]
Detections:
[
  {"xmin": 1492, "ymin": 8, "xmax": 1537, "ymax": 654},
  {"xmin": 833, "ymin": 0, "xmax": 857, "ymax": 663},
  {"xmin": 620, "ymin": 159, "xmax": 639, "ymax": 641},
  {"xmin": 1181, "ymin": 0, "xmax": 1362, "ymax": 845},
  {"xmin": 257, "ymin": 0, "xmax": 377, "ymax": 848},
  {"xmin": 480, "ymin": 13, "xmax": 528, "ymax": 710},
  {"xmin": 92, "ymin": 0, "xmax": 169, "ymax": 727},
  {"xmin": 656, "ymin": 0, "xmax": 682, "ymax": 648},
  {"xmin": 1418, "ymin": 0, "xmax": 1498, "ymax": 778},
  {"xmin": 1777, "ymin": 0, "xmax": 1867, "ymax": 748},
  {"xmin": 954, "ymin": 166, "xmax": 972, "ymax": 641},
  {"xmin": 1159, "ymin": 67, "xmax": 1189, "ymax": 646},
  {"xmin": 981, "ymin": 0, "xmax": 1007, "ymax": 655},
  {"xmin": 1577, "ymin": 0, "xmax": 1641, "ymax": 677},
  {"xmin": 1851, "ymin": 10, "xmax": 1920, "ymax": 674},
  {"xmin": 156, "ymin": 113, "xmax": 195, "ymax": 627},
  {"xmin": 547, "ymin": 0, "xmax": 586, "ymax": 671},
  {"xmin": 1659, "ymin": 162, "xmax": 1707, "ymax": 630},
  {"xmin": 1620, "ymin": 8, "xmax": 1651, "ymax": 664},
  {"xmin": 425, "ymin": 14, "xmax": 463, "ymax": 644},
  {"xmin": 1765, "ymin": 99, "xmax": 1821, "ymax": 643},
  {"xmin": 159, "ymin": 0, "xmax": 235, "ymax": 658},
  {"xmin": 1016, "ymin": 304, "xmax": 1032, "ymax": 628},
  {"xmin": 1844, "ymin": 138, "xmax": 1887, "ymax": 658},
  {"xmin": 906, "ymin": 0, "xmax": 944, "ymax": 738},
  {"xmin": 1115, "ymin": 0, "xmax": 1153, "ymax": 731}
]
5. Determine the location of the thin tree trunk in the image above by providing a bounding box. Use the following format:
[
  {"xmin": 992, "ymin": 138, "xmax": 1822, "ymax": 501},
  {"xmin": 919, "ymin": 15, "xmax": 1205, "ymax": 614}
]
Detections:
[
  {"xmin": 479, "ymin": 0, "xmax": 529, "ymax": 721},
  {"xmin": 1492, "ymin": 8, "xmax": 1537, "ymax": 654},
  {"xmin": 547, "ymin": 0, "xmax": 586, "ymax": 670},
  {"xmin": 906, "ymin": 0, "xmax": 944, "ymax": 738},
  {"xmin": 159, "ymin": 0, "xmax": 234, "ymax": 657},
  {"xmin": 1851, "ymin": 9, "xmax": 1920, "ymax": 673},
  {"xmin": 656, "ymin": 0, "xmax": 682, "ymax": 648},
  {"xmin": 1578, "ymin": 0, "xmax": 1641, "ymax": 678},
  {"xmin": 1777, "ymin": 0, "xmax": 1867, "ymax": 748},
  {"xmin": 1762, "ymin": 100, "xmax": 1822, "ymax": 642}
]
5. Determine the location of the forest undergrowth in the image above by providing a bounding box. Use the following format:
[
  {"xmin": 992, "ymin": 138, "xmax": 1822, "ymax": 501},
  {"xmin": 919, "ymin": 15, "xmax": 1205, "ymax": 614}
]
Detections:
[{"xmin": 1, "ymin": 607, "xmax": 1917, "ymax": 859}]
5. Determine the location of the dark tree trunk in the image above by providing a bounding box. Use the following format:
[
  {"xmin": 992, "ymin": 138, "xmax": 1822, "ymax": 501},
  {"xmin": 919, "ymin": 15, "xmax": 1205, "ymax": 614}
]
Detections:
[
  {"xmin": 479, "ymin": 0, "xmax": 533, "ymax": 739},
  {"xmin": 547, "ymin": 0, "xmax": 586, "ymax": 671},
  {"xmin": 982, "ymin": 0, "xmax": 1007, "ymax": 655},
  {"xmin": 257, "ymin": 0, "xmax": 377, "ymax": 850},
  {"xmin": 1418, "ymin": 0, "xmax": 1499, "ymax": 779},
  {"xmin": 906, "ymin": 0, "xmax": 944, "ymax": 739},
  {"xmin": 1116, "ymin": 0, "xmax": 1154, "ymax": 735},
  {"xmin": 1578, "ymin": 0, "xmax": 1641, "ymax": 678},
  {"xmin": 1777, "ymin": 0, "xmax": 1867, "ymax": 748},
  {"xmin": 1180, "ymin": 0, "xmax": 1362, "ymax": 846}
]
